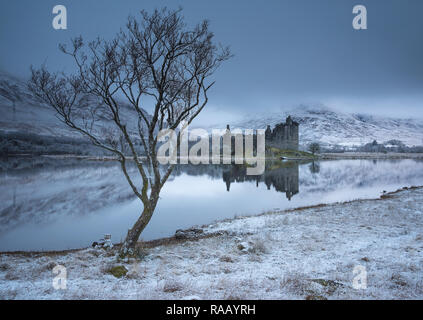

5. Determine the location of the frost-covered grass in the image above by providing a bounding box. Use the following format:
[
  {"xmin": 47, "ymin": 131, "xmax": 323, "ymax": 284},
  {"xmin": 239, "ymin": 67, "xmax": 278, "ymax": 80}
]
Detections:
[{"xmin": 1, "ymin": 187, "xmax": 423, "ymax": 300}]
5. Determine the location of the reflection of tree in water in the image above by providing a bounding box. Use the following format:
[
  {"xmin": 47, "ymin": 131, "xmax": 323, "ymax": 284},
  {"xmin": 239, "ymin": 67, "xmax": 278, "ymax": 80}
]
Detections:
[
  {"xmin": 222, "ymin": 162, "xmax": 299, "ymax": 200},
  {"xmin": 309, "ymin": 161, "xmax": 320, "ymax": 174},
  {"xmin": 0, "ymin": 158, "xmax": 302, "ymax": 234}
]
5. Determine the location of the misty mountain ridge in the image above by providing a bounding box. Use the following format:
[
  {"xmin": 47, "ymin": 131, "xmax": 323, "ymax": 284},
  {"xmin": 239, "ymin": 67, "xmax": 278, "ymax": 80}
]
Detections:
[
  {"xmin": 1, "ymin": 71, "xmax": 422, "ymax": 154},
  {"xmin": 0, "ymin": 71, "xmax": 149, "ymax": 137},
  {"xmin": 0, "ymin": 71, "xmax": 150, "ymax": 155},
  {"xmin": 207, "ymin": 104, "xmax": 423, "ymax": 149}
]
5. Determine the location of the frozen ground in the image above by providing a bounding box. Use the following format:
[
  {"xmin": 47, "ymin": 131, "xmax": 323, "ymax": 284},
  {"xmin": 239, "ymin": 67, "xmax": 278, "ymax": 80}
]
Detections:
[{"xmin": 1, "ymin": 186, "xmax": 422, "ymax": 300}]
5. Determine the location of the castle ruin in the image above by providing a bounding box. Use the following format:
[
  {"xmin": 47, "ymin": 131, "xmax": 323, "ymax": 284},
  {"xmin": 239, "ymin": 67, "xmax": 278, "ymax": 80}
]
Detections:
[{"xmin": 265, "ymin": 116, "xmax": 299, "ymax": 151}]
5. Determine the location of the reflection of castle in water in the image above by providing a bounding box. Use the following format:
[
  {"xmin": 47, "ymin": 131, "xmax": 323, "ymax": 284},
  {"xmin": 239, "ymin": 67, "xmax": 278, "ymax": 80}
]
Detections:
[{"xmin": 222, "ymin": 162, "xmax": 299, "ymax": 200}]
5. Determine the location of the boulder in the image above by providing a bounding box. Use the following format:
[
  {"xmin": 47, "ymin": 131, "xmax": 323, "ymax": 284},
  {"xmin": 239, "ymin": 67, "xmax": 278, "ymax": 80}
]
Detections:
[{"xmin": 174, "ymin": 227, "xmax": 204, "ymax": 239}]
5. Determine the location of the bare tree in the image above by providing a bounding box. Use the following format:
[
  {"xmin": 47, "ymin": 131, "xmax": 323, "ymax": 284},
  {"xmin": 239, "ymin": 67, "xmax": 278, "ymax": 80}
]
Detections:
[
  {"xmin": 28, "ymin": 8, "xmax": 231, "ymax": 256},
  {"xmin": 308, "ymin": 142, "xmax": 320, "ymax": 155}
]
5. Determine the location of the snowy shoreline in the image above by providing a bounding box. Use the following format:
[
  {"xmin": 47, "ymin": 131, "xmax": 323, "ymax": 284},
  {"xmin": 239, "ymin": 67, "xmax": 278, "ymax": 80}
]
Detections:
[
  {"xmin": 320, "ymin": 152, "xmax": 423, "ymax": 160},
  {"xmin": 1, "ymin": 186, "xmax": 423, "ymax": 299}
]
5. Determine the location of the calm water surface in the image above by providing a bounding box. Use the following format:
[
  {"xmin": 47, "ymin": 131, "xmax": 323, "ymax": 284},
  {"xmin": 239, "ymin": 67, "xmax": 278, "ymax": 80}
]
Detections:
[{"xmin": 1, "ymin": 157, "xmax": 423, "ymax": 251}]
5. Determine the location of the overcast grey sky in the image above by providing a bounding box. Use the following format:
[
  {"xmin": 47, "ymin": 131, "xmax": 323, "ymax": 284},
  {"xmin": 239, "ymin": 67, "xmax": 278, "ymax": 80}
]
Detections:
[{"xmin": 1, "ymin": 0, "xmax": 422, "ymax": 122}]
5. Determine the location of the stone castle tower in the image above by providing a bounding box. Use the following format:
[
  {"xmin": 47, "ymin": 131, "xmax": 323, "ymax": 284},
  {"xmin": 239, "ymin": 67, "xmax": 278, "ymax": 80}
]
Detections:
[{"xmin": 265, "ymin": 116, "xmax": 299, "ymax": 151}]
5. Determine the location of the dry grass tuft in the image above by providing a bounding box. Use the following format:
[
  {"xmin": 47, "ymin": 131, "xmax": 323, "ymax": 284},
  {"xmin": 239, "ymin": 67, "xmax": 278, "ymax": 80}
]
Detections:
[{"xmin": 163, "ymin": 280, "xmax": 183, "ymax": 293}]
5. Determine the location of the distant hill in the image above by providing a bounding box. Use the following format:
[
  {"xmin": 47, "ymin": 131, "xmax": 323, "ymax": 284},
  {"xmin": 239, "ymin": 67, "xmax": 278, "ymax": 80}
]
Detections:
[
  {"xmin": 203, "ymin": 104, "xmax": 423, "ymax": 149},
  {"xmin": 1, "ymin": 71, "xmax": 423, "ymax": 154},
  {"xmin": 0, "ymin": 71, "xmax": 150, "ymax": 155}
]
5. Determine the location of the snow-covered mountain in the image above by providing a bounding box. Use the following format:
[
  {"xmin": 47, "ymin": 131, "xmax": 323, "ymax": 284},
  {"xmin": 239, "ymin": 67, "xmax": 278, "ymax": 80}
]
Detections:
[
  {"xmin": 0, "ymin": 71, "xmax": 151, "ymax": 136},
  {"xmin": 0, "ymin": 71, "xmax": 75, "ymax": 138},
  {"xmin": 0, "ymin": 71, "xmax": 150, "ymax": 155},
  {"xmin": 1, "ymin": 71, "xmax": 423, "ymax": 152},
  {"xmin": 207, "ymin": 104, "xmax": 423, "ymax": 149}
]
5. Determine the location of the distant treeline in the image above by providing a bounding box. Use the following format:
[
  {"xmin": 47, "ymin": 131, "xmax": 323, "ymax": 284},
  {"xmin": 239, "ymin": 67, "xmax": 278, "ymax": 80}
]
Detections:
[
  {"xmin": 2, "ymin": 130, "xmax": 423, "ymax": 156},
  {"xmin": 322, "ymin": 139, "xmax": 423, "ymax": 153},
  {"xmin": 0, "ymin": 131, "xmax": 112, "ymax": 156}
]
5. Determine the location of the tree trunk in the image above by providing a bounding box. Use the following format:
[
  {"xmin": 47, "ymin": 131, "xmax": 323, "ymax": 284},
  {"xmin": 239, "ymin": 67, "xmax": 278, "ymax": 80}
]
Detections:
[{"xmin": 119, "ymin": 197, "xmax": 158, "ymax": 256}]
